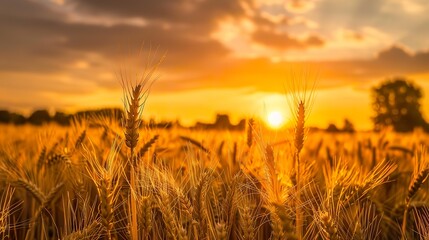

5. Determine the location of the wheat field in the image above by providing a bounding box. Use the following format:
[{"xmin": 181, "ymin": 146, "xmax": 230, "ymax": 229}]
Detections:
[
  {"xmin": 2, "ymin": 0, "xmax": 429, "ymax": 239},
  {"xmin": 1, "ymin": 81, "xmax": 429, "ymax": 240}
]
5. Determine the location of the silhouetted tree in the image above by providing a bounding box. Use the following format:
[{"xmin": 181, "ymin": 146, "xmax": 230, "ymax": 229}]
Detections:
[
  {"xmin": 53, "ymin": 112, "xmax": 71, "ymax": 126},
  {"xmin": 28, "ymin": 110, "xmax": 51, "ymax": 125},
  {"xmin": 372, "ymin": 78, "xmax": 428, "ymax": 132},
  {"xmin": 342, "ymin": 119, "xmax": 355, "ymax": 133},
  {"xmin": 0, "ymin": 110, "xmax": 11, "ymax": 123},
  {"xmin": 326, "ymin": 123, "xmax": 340, "ymax": 132},
  {"xmin": 10, "ymin": 113, "xmax": 26, "ymax": 125},
  {"xmin": 0, "ymin": 110, "xmax": 26, "ymax": 125}
]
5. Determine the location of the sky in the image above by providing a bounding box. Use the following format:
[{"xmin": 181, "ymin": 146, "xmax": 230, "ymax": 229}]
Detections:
[{"xmin": 1, "ymin": 0, "xmax": 429, "ymax": 129}]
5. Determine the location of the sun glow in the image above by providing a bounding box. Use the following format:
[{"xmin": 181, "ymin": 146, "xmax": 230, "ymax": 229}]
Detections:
[{"xmin": 267, "ymin": 111, "xmax": 285, "ymax": 129}]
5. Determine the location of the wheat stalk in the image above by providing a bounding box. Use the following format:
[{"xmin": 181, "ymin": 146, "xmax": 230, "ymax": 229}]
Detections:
[
  {"xmin": 137, "ymin": 134, "xmax": 160, "ymax": 159},
  {"xmin": 402, "ymin": 148, "xmax": 429, "ymax": 240},
  {"xmin": 25, "ymin": 182, "xmax": 64, "ymax": 240},
  {"xmin": 121, "ymin": 53, "xmax": 163, "ymax": 240},
  {"xmin": 63, "ymin": 220, "xmax": 101, "ymax": 240},
  {"xmin": 412, "ymin": 206, "xmax": 429, "ymax": 240},
  {"xmin": 239, "ymin": 205, "xmax": 255, "ymax": 240},
  {"xmin": 73, "ymin": 130, "xmax": 86, "ymax": 153},
  {"xmin": 215, "ymin": 221, "xmax": 227, "ymax": 240},
  {"xmin": 193, "ymin": 171, "xmax": 213, "ymax": 238},
  {"xmin": 0, "ymin": 185, "xmax": 14, "ymax": 238},
  {"xmin": 12, "ymin": 178, "xmax": 45, "ymax": 204},
  {"xmin": 84, "ymin": 140, "xmax": 122, "ymax": 240},
  {"xmin": 264, "ymin": 144, "xmax": 282, "ymax": 203},
  {"xmin": 99, "ymin": 173, "xmax": 114, "ymax": 240},
  {"xmin": 407, "ymin": 168, "xmax": 429, "ymax": 203},
  {"xmin": 288, "ymin": 77, "xmax": 315, "ymax": 239},
  {"xmin": 247, "ymin": 118, "xmax": 254, "ymax": 148},
  {"xmin": 179, "ymin": 136, "xmax": 211, "ymax": 155},
  {"xmin": 294, "ymin": 101, "xmax": 305, "ymax": 157},
  {"xmin": 293, "ymin": 101, "xmax": 306, "ymax": 238},
  {"xmin": 36, "ymin": 146, "xmax": 47, "ymax": 171},
  {"xmin": 318, "ymin": 211, "xmax": 337, "ymax": 240},
  {"xmin": 139, "ymin": 195, "xmax": 153, "ymax": 238},
  {"xmin": 46, "ymin": 153, "xmax": 70, "ymax": 166},
  {"xmin": 270, "ymin": 212, "xmax": 285, "ymax": 240}
]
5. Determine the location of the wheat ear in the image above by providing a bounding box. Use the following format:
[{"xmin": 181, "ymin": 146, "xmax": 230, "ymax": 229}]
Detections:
[
  {"xmin": 63, "ymin": 220, "xmax": 101, "ymax": 240},
  {"xmin": 99, "ymin": 174, "xmax": 114, "ymax": 240},
  {"xmin": 25, "ymin": 182, "xmax": 64, "ymax": 240},
  {"xmin": 401, "ymin": 148, "xmax": 429, "ymax": 240},
  {"xmin": 247, "ymin": 118, "xmax": 254, "ymax": 148},
  {"xmin": 239, "ymin": 205, "xmax": 255, "ymax": 240},
  {"xmin": 12, "ymin": 178, "xmax": 45, "ymax": 204},
  {"xmin": 137, "ymin": 134, "xmax": 160, "ymax": 159},
  {"xmin": 294, "ymin": 100, "xmax": 306, "ymax": 240},
  {"xmin": 319, "ymin": 211, "xmax": 337, "ymax": 240}
]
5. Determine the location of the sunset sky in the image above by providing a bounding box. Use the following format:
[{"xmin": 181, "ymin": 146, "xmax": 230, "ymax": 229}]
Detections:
[{"xmin": 1, "ymin": 0, "xmax": 429, "ymax": 129}]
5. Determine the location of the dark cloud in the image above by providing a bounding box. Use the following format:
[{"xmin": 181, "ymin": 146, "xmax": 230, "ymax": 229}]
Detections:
[
  {"xmin": 317, "ymin": 46, "xmax": 429, "ymax": 80},
  {"xmin": 366, "ymin": 46, "xmax": 429, "ymax": 75},
  {"xmin": 0, "ymin": 1, "xmax": 74, "ymax": 72},
  {"xmin": 0, "ymin": 0, "xmax": 240, "ymax": 110},
  {"xmin": 0, "ymin": 0, "xmax": 231, "ymax": 75},
  {"xmin": 70, "ymin": 0, "xmax": 190, "ymax": 21},
  {"xmin": 69, "ymin": 0, "xmax": 251, "ymax": 33},
  {"xmin": 309, "ymin": 46, "xmax": 429, "ymax": 83},
  {"xmin": 0, "ymin": 0, "xmax": 63, "ymax": 20},
  {"xmin": 57, "ymin": 23, "xmax": 231, "ymax": 70},
  {"xmin": 252, "ymin": 29, "xmax": 324, "ymax": 50}
]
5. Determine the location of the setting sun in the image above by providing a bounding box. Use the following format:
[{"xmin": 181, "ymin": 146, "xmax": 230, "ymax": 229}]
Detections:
[{"xmin": 267, "ymin": 111, "xmax": 285, "ymax": 129}]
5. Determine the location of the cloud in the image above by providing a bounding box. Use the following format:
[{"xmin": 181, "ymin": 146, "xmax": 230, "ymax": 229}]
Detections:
[
  {"xmin": 69, "ymin": 0, "xmax": 251, "ymax": 32},
  {"xmin": 167, "ymin": 45, "xmax": 429, "ymax": 92},
  {"xmin": 1, "ymin": 0, "xmax": 429, "ymax": 113},
  {"xmin": 373, "ymin": 45, "xmax": 429, "ymax": 73},
  {"xmin": 312, "ymin": 45, "xmax": 429, "ymax": 83},
  {"xmin": 284, "ymin": 0, "xmax": 316, "ymax": 13},
  {"xmin": 252, "ymin": 29, "xmax": 324, "ymax": 50},
  {"xmin": 382, "ymin": 0, "xmax": 426, "ymax": 14},
  {"xmin": 338, "ymin": 29, "xmax": 364, "ymax": 42},
  {"xmin": 0, "ymin": 0, "xmax": 233, "ymax": 73},
  {"xmin": 322, "ymin": 27, "xmax": 393, "ymax": 56}
]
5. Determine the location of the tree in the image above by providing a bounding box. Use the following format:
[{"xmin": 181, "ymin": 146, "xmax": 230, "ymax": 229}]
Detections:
[
  {"xmin": 28, "ymin": 110, "xmax": 51, "ymax": 125},
  {"xmin": 342, "ymin": 119, "xmax": 355, "ymax": 133},
  {"xmin": 326, "ymin": 123, "xmax": 340, "ymax": 133},
  {"xmin": 372, "ymin": 78, "xmax": 428, "ymax": 132},
  {"xmin": 0, "ymin": 110, "xmax": 12, "ymax": 123},
  {"xmin": 0, "ymin": 110, "xmax": 26, "ymax": 125},
  {"xmin": 325, "ymin": 119, "xmax": 355, "ymax": 133},
  {"xmin": 10, "ymin": 113, "xmax": 26, "ymax": 125},
  {"xmin": 53, "ymin": 111, "xmax": 71, "ymax": 126}
]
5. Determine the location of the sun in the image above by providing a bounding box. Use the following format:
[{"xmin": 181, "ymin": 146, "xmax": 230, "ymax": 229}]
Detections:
[{"xmin": 267, "ymin": 111, "xmax": 285, "ymax": 129}]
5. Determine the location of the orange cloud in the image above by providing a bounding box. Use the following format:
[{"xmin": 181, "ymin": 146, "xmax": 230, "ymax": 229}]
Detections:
[
  {"xmin": 284, "ymin": 0, "xmax": 316, "ymax": 13},
  {"xmin": 252, "ymin": 29, "xmax": 324, "ymax": 50}
]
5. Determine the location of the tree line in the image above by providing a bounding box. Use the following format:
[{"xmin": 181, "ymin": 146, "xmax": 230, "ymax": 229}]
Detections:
[
  {"xmin": 0, "ymin": 108, "xmax": 123, "ymax": 126},
  {"xmin": 0, "ymin": 109, "xmax": 245, "ymax": 130},
  {"xmin": 1, "ymin": 77, "xmax": 428, "ymax": 132}
]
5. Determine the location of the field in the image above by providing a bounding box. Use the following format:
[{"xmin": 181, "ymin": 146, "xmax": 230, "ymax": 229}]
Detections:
[
  {"xmin": 1, "ymin": 105, "xmax": 429, "ymax": 240},
  {"xmin": 3, "ymin": 0, "xmax": 429, "ymax": 239}
]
